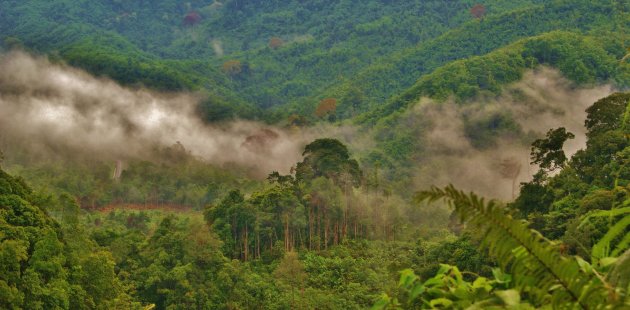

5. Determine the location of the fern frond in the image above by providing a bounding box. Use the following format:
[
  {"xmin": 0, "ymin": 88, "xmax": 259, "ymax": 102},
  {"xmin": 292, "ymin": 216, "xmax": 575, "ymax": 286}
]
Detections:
[
  {"xmin": 592, "ymin": 215, "xmax": 630, "ymax": 260},
  {"xmin": 579, "ymin": 207, "xmax": 630, "ymax": 229},
  {"xmin": 611, "ymin": 233, "xmax": 630, "ymax": 257},
  {"xmin": 606, "ymin": 249, "xmax": 630, "ymax": 298},
  {"xmin": 415, "ymin": 185, "xmax": 619, "ymax": 309}
]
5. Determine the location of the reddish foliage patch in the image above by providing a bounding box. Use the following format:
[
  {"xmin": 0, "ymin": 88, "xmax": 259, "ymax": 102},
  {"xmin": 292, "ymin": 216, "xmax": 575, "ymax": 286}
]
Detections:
[
  {"xmin": 222, "ymin": 60, "xmax": 242, "ymax": 75},
  {"xmin": 470, "ymin": 4, "xmax": 486, "ymax": 19},
  {"xmin": 184, "ymin": 12, "xmax": 201, "ymax": 26},
  {"xmin": 315, "ymin": 98, "xmax": 337, "ymax": 117},
  {"xmin": 269, "ymin": 37, "xmax": 284, "ymax": 49}
]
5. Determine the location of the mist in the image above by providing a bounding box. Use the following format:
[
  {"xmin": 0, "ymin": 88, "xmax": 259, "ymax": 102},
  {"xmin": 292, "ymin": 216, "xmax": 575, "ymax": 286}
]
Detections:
[
  {"xmin": 0, "ymin": 51, "xmax": 309, "ymax": 176},
  {"xmin": 407, "ymin": 68, "xmax": 614, "ymax": 200},
  {"xmin": 0, "ymin": 52, "xmax": 617, "ymax": 198},
  {"xmin": 211, "ymin": 39, "xmax": 224, "ymax": 57}
]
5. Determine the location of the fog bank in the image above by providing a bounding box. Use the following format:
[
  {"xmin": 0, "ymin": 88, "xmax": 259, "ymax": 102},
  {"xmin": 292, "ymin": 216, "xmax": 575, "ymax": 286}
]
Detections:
[
  {"xmin": 0, "ymin": 52, "xmax": 309, "ymax": 175},
  {"xmin": 409, "ymin": 68, "xmax": 614, "ymax": 200}
]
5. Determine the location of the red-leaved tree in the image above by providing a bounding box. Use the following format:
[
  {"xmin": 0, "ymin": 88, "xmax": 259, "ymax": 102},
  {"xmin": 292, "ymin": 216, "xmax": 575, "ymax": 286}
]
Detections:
[
  {"xmin": 183, "ymin": 12, "xmax": 201, "ymax": 26},
  {"xmin": 470, "ymin": 4, "xmax": 486, "ymax": 19}
]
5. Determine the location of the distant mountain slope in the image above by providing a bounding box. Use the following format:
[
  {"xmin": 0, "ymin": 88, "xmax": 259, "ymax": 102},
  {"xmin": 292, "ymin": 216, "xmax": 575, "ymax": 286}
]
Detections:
[
  {"xmin": 0, "ymin": 0, "xmax": 628, "ymax": 123},
  {"xmin": 0, "ymin": 0, "xmax": 542, "ymax": 58},
  {"xmin": 358, "ymin": 31, "xmax": 630, "ymax": 125},
  {"xmin": 325, "ymin": 0, "xmax": 630, "ymax": 118},
  {"xmin": 0, "ymin": 0, "xmax": 544, "ymax": 116}
]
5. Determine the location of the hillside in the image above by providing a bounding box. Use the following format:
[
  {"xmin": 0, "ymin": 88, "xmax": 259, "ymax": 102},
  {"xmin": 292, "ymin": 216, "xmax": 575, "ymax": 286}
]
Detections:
[
  {"xmin": 2, "ymin": 0, "xmax": 628, "ymax": 122},
  {"xmin": 1, "ymin": 1, "xmax": 630, "ymax": 309},
  {"xmin": 0, "ymin": 0, "xmax": 554, "ymax": 118},
  {"xmin": 2, "ymin": 91, "xmax": 630, "ymax": 308}
]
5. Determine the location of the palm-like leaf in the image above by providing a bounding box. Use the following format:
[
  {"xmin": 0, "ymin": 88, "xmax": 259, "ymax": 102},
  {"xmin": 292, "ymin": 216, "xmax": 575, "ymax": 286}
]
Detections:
[
  {"xmin": 415, "ymin": 185, "xmax": 620, "ymax": 309},
  {"xmin": 607, "ymin": 249, "xmax": 630, "ymax": 297},
  {"xmin": 580, "ymin": 207, "xmax": 630, "ymax": 259}
]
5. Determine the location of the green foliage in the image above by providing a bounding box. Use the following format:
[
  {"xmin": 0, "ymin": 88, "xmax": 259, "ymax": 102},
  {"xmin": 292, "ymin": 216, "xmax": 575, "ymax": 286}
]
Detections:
[
  {"xmin": 497, "ymin": 92, "xmax": 630, "ymax": 246},
  {"xmin": 0, "ymin": 167, "xmax": 138, "ymax": 309},
  {"xmin": 6, "ymin": 0, "xmax": 629, "ymax": 122},
  {"xmin": 373, "ymin": 265, "xmax": 532, "ymax": 309},
  {"xmin": 530, "ymin": 127, "xmax": 575, "ymax": 173},
  {"xmin": 580, "ymin": 206, "xmax": 630, "ymax": 260},
  {"xmin": 415, "ymin": 185, "xmax": 623, "ymax": 308},
  {"xmin": 5, "ymin": 150, "xmax": 255, "ymax": 210},
  {"xmin": 585, "ymin": 93, "xmax": 630, "ymax": 137},
  {"xmin": 359, "ymin": 31, "xmax": 630, "ymax": 125},
  {"xmin": 61, "ymin": 39, "xmax": 192, "ymax": 91},
  {"xmin": 204, "ymin": 139, "xmax": 371, "ymax": 259},
  {"xmin": 296, "ymin": 138, "xmax": 362, "ymax": 186},
  {"xmin": 511, "ymin": 182, "xmax": 554, "ymax": 217},
  {"xmin": 3, "ymin": 2, "xmax": 630, "ymax": 309},
  {"xmin": 607, "ymin": 250, "xmax": 630, "ymax": 295},
  {"xmin": 419, "ymin": 235, "xmax": 491, "ymax": 279}
]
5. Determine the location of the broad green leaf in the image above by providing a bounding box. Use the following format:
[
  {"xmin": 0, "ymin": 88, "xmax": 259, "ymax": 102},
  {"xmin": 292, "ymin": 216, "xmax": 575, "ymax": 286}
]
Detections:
[
  {"xmin": 371, "ymin": 294, "xmax": 392, "ymax": 310},
  {"xmin": 430, "ymin": 298, "xmax": 453, "ymax": 308},
  {"xmin": 496, "ymin": 289, "xmax": 521, "ymax": 306},
  {"xmin": 409, "ymin": 284, "xmax": 425, "ymax": 301}
]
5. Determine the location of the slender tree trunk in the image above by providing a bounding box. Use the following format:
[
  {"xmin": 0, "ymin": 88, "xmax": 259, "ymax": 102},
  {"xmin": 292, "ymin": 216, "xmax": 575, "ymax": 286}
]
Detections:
[
  {"xmin": 233, "ymin": 217, "xmax": 238, "ymax": 259},
  {"xmin": 257, "ymin": 232, "xmax": 260, "ymax": 259},
  {"xmin": 284, "ymin": 214, "xmax": 290, "ymax": 252},
  {"xmin": 343, "ymin": 185, "xmax": 350, "ymax": 240},
  {"xmin": 298, "ymin": 229, "xmax": 303, "ymax": 250},
  {"xmin": 317, "ymin": 206, "xmax": 321, "ymax": 251},
  {"xmin": 393, "ymin": 225, "xmax": 396, "ymax": 241},
  {"xmin": 309, "ymin": 207, "xmax": 313, "ymax": 250},
  {"xmin": 244, "ymin": 225, "xmax": 248, "ymax": 261},
  {"xmin": 324, "ymin": 213, "xmax": 329, "ymax": 250}
]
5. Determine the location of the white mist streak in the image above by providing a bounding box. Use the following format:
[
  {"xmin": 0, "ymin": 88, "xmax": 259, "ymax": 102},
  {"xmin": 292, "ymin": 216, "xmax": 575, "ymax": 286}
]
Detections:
[
  {"xmin": 0, "ymin": 52, "xmax": 307, "ymax": 175},
  {"xmin": 409, "ymin": 68, "xmax": 614, "ymax": 200}
]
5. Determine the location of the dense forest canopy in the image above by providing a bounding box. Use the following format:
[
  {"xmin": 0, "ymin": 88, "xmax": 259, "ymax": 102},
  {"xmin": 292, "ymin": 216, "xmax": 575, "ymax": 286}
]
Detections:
[{"xmin": 1, "ymin": 0, "xmax": 630, "ymax": 309}]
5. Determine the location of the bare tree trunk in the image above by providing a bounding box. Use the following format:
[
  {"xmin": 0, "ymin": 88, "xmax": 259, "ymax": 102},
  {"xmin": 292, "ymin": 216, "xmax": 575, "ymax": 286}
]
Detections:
[
  {"xmin": 244, "ymin": 225, "xmax": 248, "ymax": 261},
  {"xmin": 309, "ymin": 207, "xmax": 313, "ymax": 250},
  {"xmin": 233, "ymin": 217, "xmax": 238, "ymax": 259},
  {"xmin": 298, "ymin": 229, "xmax": 303, "ymax": 250},
  {"xmin": 324, "ymin": 213, "xmax": 329, "ymax": 250},
  {"xmin": 257, "ymin": 232, "xmax": 260, "ymax": 259},
  {"xmin": 284, "ymin": 215, "xmax": 290, "ymax": 252},
  {"xmin": 317, "ymin": 206, "xmax": 321, "ymax": 251}
]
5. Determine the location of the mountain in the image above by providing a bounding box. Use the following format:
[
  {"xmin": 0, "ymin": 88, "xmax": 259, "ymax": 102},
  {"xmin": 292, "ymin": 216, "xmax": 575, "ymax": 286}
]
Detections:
[
  {"xmin": 2, "ymin": 1, "xmax": 630, "ymax": 309},
  {"xmin": 2, "ymin": 1, "xmax": 628, "ymax": 122}
]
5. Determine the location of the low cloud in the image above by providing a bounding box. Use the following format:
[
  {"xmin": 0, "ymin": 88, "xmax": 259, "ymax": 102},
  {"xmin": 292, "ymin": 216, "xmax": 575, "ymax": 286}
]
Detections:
[
  {"xmin": 0, "ymin": 51, "xmax": 312, "ymax": 176},
  {"xmin": 0, "ymin": 52, "xmax": 617, "ymax": 197},
  {"xmin": 407, "ymin": 68, "xmax": 614, "ymax": 200}
]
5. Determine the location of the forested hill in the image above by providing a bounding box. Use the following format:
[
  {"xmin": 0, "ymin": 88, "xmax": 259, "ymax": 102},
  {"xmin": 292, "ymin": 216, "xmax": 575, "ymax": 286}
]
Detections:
[
  {"xmin": 3, "ymin": 1, "xmax": 630, "ymax": 309},
  {"xmin": 2, "ymin": 92, "xmax": 630, "ymax": 308},
  {"xmin": 4, "ymin": 0, "xmax": 628, "ymax": 122}
]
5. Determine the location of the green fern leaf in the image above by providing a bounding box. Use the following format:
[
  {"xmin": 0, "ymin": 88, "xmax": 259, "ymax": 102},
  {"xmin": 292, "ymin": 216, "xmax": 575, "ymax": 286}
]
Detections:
[
  {"xmin": 606, "ymin": 249, "xmax": 630, "ymax": 299},
  {"xmin": 611, "ymin": 233, "xmax": 630, "ymax": 258},
  {"xmin": 415, "ymin": 185, "xmax": 621, "ymax": 309},
  {"xmin": 592, "ymin": 215, "xmax": 630, "ymax": 260},
  {"xmin": 578, "ymin": 207, "xmax": 630, "ymax": 229}
]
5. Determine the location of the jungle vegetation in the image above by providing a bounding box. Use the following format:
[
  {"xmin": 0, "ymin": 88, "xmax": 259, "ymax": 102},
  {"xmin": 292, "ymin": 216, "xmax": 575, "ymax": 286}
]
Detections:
[{"xmin": 1, "ymin": 0, "xmax": 630, "ymax": 309}]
